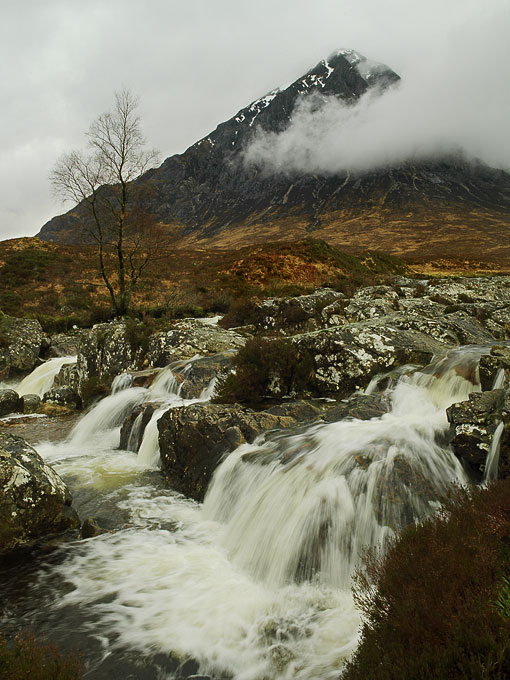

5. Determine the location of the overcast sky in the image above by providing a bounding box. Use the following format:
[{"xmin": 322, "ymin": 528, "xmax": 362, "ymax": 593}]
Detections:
[{"xmin": 0, "ymin": 0, "xmax": 508, "ymax": 241}]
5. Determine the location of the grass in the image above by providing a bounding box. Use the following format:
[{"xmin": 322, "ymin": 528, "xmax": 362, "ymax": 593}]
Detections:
[{"xmin": 0, "ymin": 237, "xmax": 414, "ymax": 330}]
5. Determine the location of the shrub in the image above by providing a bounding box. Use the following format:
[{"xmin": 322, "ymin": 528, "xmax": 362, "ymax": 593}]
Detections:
[
  {"xmin": 343, "ymin": 481, "xmax": 510, "ymax": 680},
  {"xmin": 0, "ymin": 632, "xmax": 82, "ymax": 680},
  {"xmin": 124, "ymin": 316, "xmax": 155, "ymax": 353},
  {"xmin": 219, "ymin": 297, "xmax": 260, "ymax": 329},
  {"xmin": 214, "ymin": 337, "xmax": 314, "ymax": 404}
]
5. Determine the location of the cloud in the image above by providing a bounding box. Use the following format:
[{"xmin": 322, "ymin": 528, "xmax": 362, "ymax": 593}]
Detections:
[{"xmin": 244, "ymin": 4, "xmax": 510, "ymax": 176}]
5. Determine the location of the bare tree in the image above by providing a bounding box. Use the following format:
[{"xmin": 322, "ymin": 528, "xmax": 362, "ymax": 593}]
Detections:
[{"xmin": 51, "ymin": 89, "xmax": 160, "ymax": 316}]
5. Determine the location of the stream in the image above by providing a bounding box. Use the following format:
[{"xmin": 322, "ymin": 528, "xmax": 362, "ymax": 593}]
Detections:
[{"xmin": 0, "ymin": 347, "xmax": 489, "ymax": 679}]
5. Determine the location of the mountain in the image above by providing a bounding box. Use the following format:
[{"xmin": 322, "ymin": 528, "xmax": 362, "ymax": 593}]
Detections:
[{"xmin": 37, "ymin": 49, "xmax": 510, "ymax": 264}]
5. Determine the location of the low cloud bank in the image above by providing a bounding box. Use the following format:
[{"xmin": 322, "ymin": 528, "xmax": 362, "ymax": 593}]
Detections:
[{"xmin": 244, "ymin": 10, "xmax": 510, "ymax": 176}]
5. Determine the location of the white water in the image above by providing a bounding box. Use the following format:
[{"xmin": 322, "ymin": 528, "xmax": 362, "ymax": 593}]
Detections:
[
  {"xmin": 483, "ymin": 421, "xmax": 504, "ymax": 484},
  {"xmin": 19, "ymin": 349, "xmax": 483, "ymax": 679},
  {"xmin": 15, "ymin": 356, "xmax": 77, "ymax": 397}
]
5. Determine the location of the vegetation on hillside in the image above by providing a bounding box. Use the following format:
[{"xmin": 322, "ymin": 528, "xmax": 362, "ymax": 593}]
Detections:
[
  {"xmin": 343, "ymin": 481, "xmax": 510, "ymax": 680},
  {"xmin": 0, "ymin": 237, "xmax": 411, "ymax": 332}
]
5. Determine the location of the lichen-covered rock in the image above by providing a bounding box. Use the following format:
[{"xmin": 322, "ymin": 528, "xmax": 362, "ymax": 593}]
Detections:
[
  {"xmin": 42, "ymin": 387, "xmax": 82, "ymax": 410},
  {"xmin": 45, "ymin": 330, "xmax": 84, "ymax": 358},
  {"xmin": 251, "ymin": 288, "xmax": 346, "ymax": 334},
  {"xmin": 0, "ymin": 432, "xmax": 79, "ymax": 553},
  {"xmin": 343, "ymin": 285, "xmax": 400, "ymax": 322},
  {"xmin": 285, "ymin": 315, "xmax": 456, "ymax": 399},
  {"xmin": 158, "ymin": 401, "xmax": 325, "ymax": 500},
  {"xmin": 146, "ymin": 320, "xmax": 246, "ymax": 367},
  {"xmin": 0, "ymin": 314, "xmax": 43, "ymax": 379},
  {"xmin": 53, "ymin": 361, "xmax": 80, "ymax": 392},
  {"xmin": 76, "ymin": 321, "xmax": 143, "ymax": 388},
  {"xmin": 0, "ymin": 389, "xmax": 22, "ymax": 417},
  {"xmin": 446, "ymin": 389, "xmax": 509, "ymax": 479}
]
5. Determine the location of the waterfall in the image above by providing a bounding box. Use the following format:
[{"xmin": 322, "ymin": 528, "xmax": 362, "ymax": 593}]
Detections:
[
  {"xmin": 203, "ymin": 358, "xmax": 474, "ymax": 589},
  {"xmin": 492, "ymin": 368, "xmax": 506, "ymax": 390},
  {"xmin": 15, "ymin": 356, "xmax": 77, "ymax": 397},
  {"xmin": 111, "ymin": 372, "xmax": 134, "ymax": 393},
  {"xmin": 482, "ymin": 421, "xmax": 504, "ymax": 484}
]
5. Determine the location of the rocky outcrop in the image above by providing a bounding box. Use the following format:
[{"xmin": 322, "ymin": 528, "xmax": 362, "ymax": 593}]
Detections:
[
  {"xmin": 0, "ymin": 314, "xmax": 43, "ymax": 380},
  {"xmin": 0, "ymin": 432, "xmax": 79, "ymax": 553},
  {"xmin": 119, "ymin": 402, "xmax": 157, "ymax": 451},
  {"xmin": 249, "ymin": 288, "xmax": 346, "ymax": 335},
  {"xmin": 146, "ymin": 321, "xmax": 246, "ymax": 367}
]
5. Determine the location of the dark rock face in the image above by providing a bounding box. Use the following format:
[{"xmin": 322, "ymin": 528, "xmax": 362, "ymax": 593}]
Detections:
[
  {"xmin": 158, "ymin": 401, "xmax": 326, "ymax": 501},
  {"xmin": 22, "ymin": 393, "xmax": 41, "ymax": 414},
  {"xmin": 119, "ymin": 402, "xmax": 157, "ymax": 451},
  {"xmin": 0, "ymin": 432, "xmax": 79, "ymax": 553},
  {"xmin": 0, "ymin": 315, "xmax": 43, "ymax": 380},
  {"xmin": 0, "ymin": 389, "xmax": 22, "ymax": 417}
]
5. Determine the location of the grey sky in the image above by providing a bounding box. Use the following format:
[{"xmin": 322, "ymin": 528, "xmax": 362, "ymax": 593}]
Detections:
[{"xmin": 0, "ymin": 0, "xmax": 507, "ymax": 240}]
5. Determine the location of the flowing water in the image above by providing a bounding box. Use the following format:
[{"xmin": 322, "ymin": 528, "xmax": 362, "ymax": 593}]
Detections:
[
  {"xmin": 0, "ymin": 348, "xmax": 495, "ymax": 679},
  {"xmin": 15, "ymin": 356, "xmax": 77, "ymax": 397}
]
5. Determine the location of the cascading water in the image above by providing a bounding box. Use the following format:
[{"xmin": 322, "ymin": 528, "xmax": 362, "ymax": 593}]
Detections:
[
  {"xmin": 15, "ymin": 356, "xmax": 77, "ymax": 397},
  {"xmin": 1, "ymin": 347, "xmax": 491, "ymax": 680}
]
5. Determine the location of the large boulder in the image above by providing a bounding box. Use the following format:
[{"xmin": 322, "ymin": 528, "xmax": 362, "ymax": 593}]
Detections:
[
  {"xmin": 157, "ymin": 401, "xmax": 326, "ymax": 500},
  {"xmin": 0, "ymin": 314, "xmax": 43, "ymax": 379},
  {"xmin": 42, "ymin": 386, "xmax": 82, "ymax": 410},
  {"xmin": 285, "ymin": 312, "xmax": 491, "ymax": 399},
  {"xmin": 146, "ymin": 320, "xmax": 246, "ymax": 367},
  {"xmin": 0, "ymin": 432, "xmax": 80, "ymax": 553}
]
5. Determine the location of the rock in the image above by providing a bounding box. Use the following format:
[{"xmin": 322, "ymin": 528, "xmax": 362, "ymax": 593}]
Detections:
[
  {"xmin": 0, "ymin": 432, "xmax": 80, "ymax": 553},
  {"xmin": 76, "ymin": 321, "xmax": 143, "ymax": 388},
  {"xmin": 45, "ymin": 331, "xmax": 83, "ymax": 358},
  {"xmin": 343, "ymin": 285, "xmax": 400, "ymax": 322},
  {"xmin": 0, "ymin": 389, "xmax": 22, "ymax": 417},
  {"xmin": 146, "ymin": 320, "xmax": 246, "ymax": 367},
  {"xmin": 81, "ymin": 516, "xmax": 105, "ymax": 538},
  {"xmin": 120, "ymin": 403, "xmax": 157, "ymax": 451},
  {"xmin": 157, "ymin": 401, "xmax": 325, "ymax": 500},
  {"xmin": 446, "ymin": 389, "xmax": 508, "ymax": 480},
  {"xmin": 179, "ymin": 351, "xmax": 236, "ymax": 398},
  {"xmin": 21, "ymin": 393, "xmax": 41, "ymax": 414},
  {"xmin": 42, "ymin": 387, "xmax": 82, "ymax": 410},
  {"xmin": 284, "ymin": 314, "xmax": 466, "ymax": 399},
  {"xmin": 323, "ymin": 393, "xmax": 389, "ymax": 422},
  {"xmin": 479, "ymin": 346, "xmax": 510, "ymax": 391},
  {"xmin": 0, "ymin": 314, "xmax": 43, "ymax": 379},
  {"xmin": 251, "ymin": 288, "xmax": 346, "ymax": 334},
  {"xmin": 53, "ymin": 361, "xmax": 81, "ymax": 392}
]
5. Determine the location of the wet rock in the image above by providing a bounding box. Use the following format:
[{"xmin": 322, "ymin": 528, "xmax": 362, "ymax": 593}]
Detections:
[
  {"xmin": 179, "ymin": 351, "xmax": 236, "ymax": 398},
  {"xmin": 158, "ymin": 402, "xmax": 325, "ymax": 500},
  {"xmin": 21, "ymin": 393, "xmax": 41, "ymax": 414},
  {"xmin": 446, "ymin": 389, "xmax": 508, "ymax": 480},
  {"xmin": 479, "ymin": 346, "xmax": 510, "ymax": 391},
  {"xmin": 323, "ymin": 393, "xmax": 389, "ymax": 422},
  {"xmin": 119, "ymin": 403, "xmax": 157, "ymax": 451},
  {"xmin": 0, "ymin": 389, "xmax": 22, "ymax": 417},
  {"xmin": 42, "ymin": 387, "xmax": 82, "ymax": 410},
  {"xmin": 127, "ymin": 368, "xmax": 161, "ymax": 388},
  {"xmin": 81, "ymin": 516, "xmax": 105, "ymax": 538},
  {"xmin": 146, "ymin": 320, "xmax": 245, "ymax": 367},
  {"xmin": 0, "ymin": 432, "xmax": 80, "ymax": 553},
  {"xmin": 0, "ymin": 314, "xmax": 43, "ymax": 379}
]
